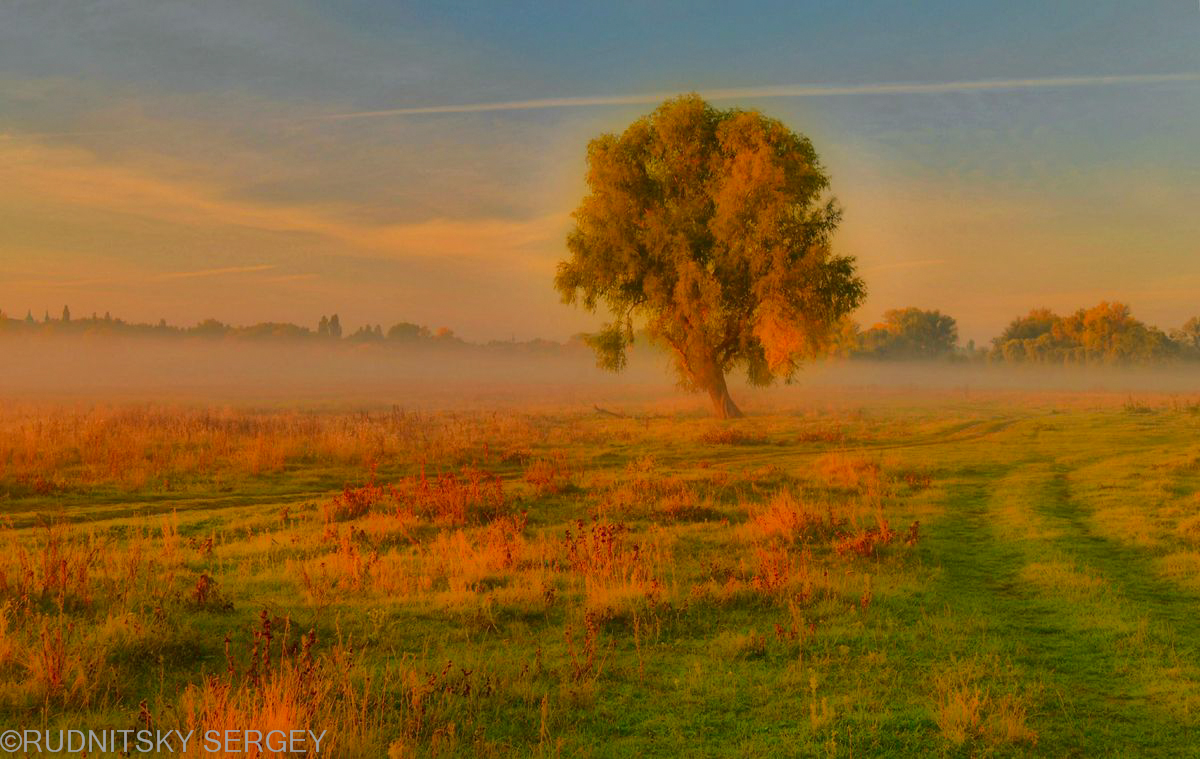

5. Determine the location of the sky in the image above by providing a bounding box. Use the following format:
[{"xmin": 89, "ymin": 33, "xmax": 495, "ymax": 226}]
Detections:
[{"xmin": 1, "ymin": 0, "xmax": 1198, "ymax": 343}]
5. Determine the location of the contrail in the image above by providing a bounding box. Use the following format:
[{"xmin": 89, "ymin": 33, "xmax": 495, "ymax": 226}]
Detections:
[
  {"xmin": 320, "ymin": 72, "xmax": 1200, "ymax": 121},
  {"xmin": 5, "ymin": 72, "xmax": 1197, "ymax": 139}
]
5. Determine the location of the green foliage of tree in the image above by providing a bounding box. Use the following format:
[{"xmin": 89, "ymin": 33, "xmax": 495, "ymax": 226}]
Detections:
[
  {"xmin": 191, "ymin": 318, "xmax": 230, "ymax": 337},
  {"xmin": 989, "ymin": 302, "xmax": 1178, "ymax": 364},
  {"xmin": 236, "ymin": 322, "xmax": 312, "ymax": 340},
  {"xmin": 554, "ymin": 95, "xmax": 865, "ymax": 418},
  {"xmin": 348, "ymin": 323, "xmax": 386, "ymax": 342},
  {"xmin": 997, "ymin": 308, "xmax": 1056, "ymax": 343},
  {"xmin": 857, "ymin": 308, "xmax": 959, "ymax": 359},
  {"xmin": 1171, "ymin": 316, "xmax": 1200, "ymax": 355},
  {"xmin": 387, "ymin": 322, "xmax": 428, "ymax": 342}
]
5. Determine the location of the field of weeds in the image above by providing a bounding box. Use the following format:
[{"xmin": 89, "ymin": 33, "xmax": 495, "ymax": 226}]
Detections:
[{"xmin": 1, "ymin": 397, "xmax": 1200, "ymax": 756}]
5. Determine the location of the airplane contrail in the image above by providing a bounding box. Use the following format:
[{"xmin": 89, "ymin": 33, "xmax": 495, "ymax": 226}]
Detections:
[
  {"xmin": 5, "ymin": 72, "xmax": 1197, "ymax": 139},
  {"xmin": 319, "ymin": 72, "xmax": 1200, "ymax": 120}
]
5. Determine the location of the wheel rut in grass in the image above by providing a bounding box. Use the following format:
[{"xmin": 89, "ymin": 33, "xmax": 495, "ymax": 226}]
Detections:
[
  {"xmin": 927, "ymin": 469, "xmax": 1183, "ymax": 754},
  {"xmin": 1025, "ymin": 454, "xmax": 1200, "ymax": 744},
  {"xmin": 1039, "ymin": 465, "xmax": 1200, "ymax": 644}
]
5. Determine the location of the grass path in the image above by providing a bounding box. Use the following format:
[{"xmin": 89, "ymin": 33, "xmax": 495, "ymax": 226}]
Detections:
[{"xmin": 915, "ymin": 414, "xmax": 1200, "ymax": 755}]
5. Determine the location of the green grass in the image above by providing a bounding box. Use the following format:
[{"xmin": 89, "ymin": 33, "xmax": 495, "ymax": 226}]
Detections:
[{"xmin": 2, "ymin": 399, "xmax": 1200, "ymax": 756}]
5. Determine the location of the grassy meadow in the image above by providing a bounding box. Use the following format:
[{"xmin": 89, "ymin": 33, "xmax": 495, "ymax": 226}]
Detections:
[{"xmin": 2, "ymin": 394, "xmax": 1200, "ymax": 756}]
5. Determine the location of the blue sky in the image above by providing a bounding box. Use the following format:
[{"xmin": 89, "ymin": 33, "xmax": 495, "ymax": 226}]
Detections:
[{"xmin": 1, "ymin": 1, "xmax": 1197, "ymax": 341}]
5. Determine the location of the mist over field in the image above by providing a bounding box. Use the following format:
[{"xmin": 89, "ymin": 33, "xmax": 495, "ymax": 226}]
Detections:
[{"xmin": 2, "ymin": 335, "xmax": 1197, "ymax": 409}]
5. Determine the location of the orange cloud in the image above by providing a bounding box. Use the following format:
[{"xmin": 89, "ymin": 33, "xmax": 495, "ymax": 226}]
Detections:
[{"xmin": 0, "ymin": 138, "xmax": 569, "ymax": 269}]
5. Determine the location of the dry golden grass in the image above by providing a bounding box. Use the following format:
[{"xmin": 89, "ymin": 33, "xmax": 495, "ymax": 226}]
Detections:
[
  {"xmin": 1158, "ymin": 551, "xmax": 1200, "ymax": 590},
  {"xmin": 179, "ymin": 615, "xmax": 384, "ymax": 757},
  {"xmin": 2, "ymin": 399, "xmax": 1198, "ymax": 755},
  {"xmin": 933, "ymin": 657, "xmax": 1038, "ymax": 748},
  {"xmin": 815, "ymin": 452, "xmax": 883, "ymax": 491},
  {"xmin": 1019, "ymin": 559, "xmax": 1108, "ymax": 602},
  {"xmin": 739, "ymin": 490, "xmax": 833, "ymax": 544},
  {"xmin": 0, "ymin": 404, "xmax": 561, "ymax": 493}
]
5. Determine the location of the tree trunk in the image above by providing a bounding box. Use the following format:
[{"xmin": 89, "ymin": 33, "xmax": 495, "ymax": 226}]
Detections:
[{"xmin": 706, "ymin": 371, "xmax": 744, "ymax": 419}]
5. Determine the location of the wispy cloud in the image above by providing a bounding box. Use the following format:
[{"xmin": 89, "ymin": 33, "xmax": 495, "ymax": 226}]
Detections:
[
  {"xmin": 319, "ymin": 73, "xmax": 1200, "ymax": 120},
  {"xmin": 862, "ymin": 258, "xmax": 946, "ymax": 274},
  {"xmin": 0, "ymin": 139, "xmax": 567, "ymax": 267},
  {"xmin": 261, "ymin": 273, "xmax": 319, "ymax": 284},
  {"xmin": 155, "ymin": 265, "xmax": 276, "ymax": 281},
  {"xmin": 5, "ymin": 264, "xmax": 277, "ymax": 289}
]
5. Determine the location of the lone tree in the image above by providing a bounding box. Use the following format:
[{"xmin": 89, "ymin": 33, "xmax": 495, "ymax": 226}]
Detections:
[{"xmin": 555, "ymin": 95, "xmax": 865, "ymax": 418}]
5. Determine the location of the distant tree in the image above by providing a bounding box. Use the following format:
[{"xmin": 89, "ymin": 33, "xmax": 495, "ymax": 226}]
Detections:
[
  {"xmin": 387, "ymin": 322, "xmax": 427, "ymax": 342},
  {"xmin": 1055, "ymin": 302, "xmax": 1173, "ymax": 363},
  {"xmin": 236, "ymin": 322, "xmax": 312, "ymax": 340},
  {"xmin": 858, "ymin": 308, "xmax": 958, "ymax": 359},
  {"xmin": 347, "ymin": 324, "xmax": 384, "ymax": 342},
  {"xmin": 317, "ymin": 315, "xmax": 330, "ymax": 337},
  {"xmin": 191, "ymin": 318, "xmax": 229, "ymax": 338},
  {"xmin": 61, "ymin": 305, "xmax": 71, "ymax": 323},
  {"xmin": 997, "ymin": 308, "xmax": 1057, "ymax": 343},
  {"xmin": 822, "ymin": 316, "xmax": 863, "ymax": 359},
  {"xmin": 328, "ymin": 314, "xmax": 342, "ymax": 339},
  {"xmin": 554, "ymin": 95, "xmax": 865, "ymax": 418},
  {"xmin": 989, "ymin": 307, "xmax": 1068, "ymax": 363},
  {"xmin": 1171, "ymin": 316, "xmax": 1200, "ymax": 353},
  {"xmin": 25, "ymin": 310, "xmax": 34, "ymax": 324},
  {"xmin": 1000, "ymin": 339, "xmax": 1027, "ymax": 362},
  {"xmin": 43, "ymin": 310, "xmax": 50, "ymax": 323},
  {"xmin": 989, "ymin": 302, "xmax": 1177, "ymax": 364}
]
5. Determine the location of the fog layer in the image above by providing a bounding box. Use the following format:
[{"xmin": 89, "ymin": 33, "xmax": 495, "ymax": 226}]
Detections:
[{"xmin": 2, "ymin": 337, "xmax": 1197, "ymax": 411}]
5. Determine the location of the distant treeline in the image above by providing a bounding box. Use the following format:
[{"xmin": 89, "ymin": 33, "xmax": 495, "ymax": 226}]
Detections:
[
  {"xmin": 3, "ymin": 301, "xmax": 1198, "ymax": 365},
  {"xmin": 0, "ymin": 308, "xmax": 582, "ymax": 356},
  {"xmin": 836, "ymin": 302, "xmax": 1200, "ymax": 364}
]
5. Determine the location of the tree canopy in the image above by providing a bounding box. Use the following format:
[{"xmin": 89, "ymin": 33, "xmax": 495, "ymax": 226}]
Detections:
[
  {"xmin": 857, "ymin": 308, "xmax": 959, "ymax": 360},
  {"xmin": 554, "ymin": 95, "xmax": 865, "ymax": 417},
  {"xmin": 1170, "ymin": 316, "xmax": 1200, "ymax": 352},
  {"xmin": 989, "ymin": 302, "xmax": 1178, "ymax": 364}
]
